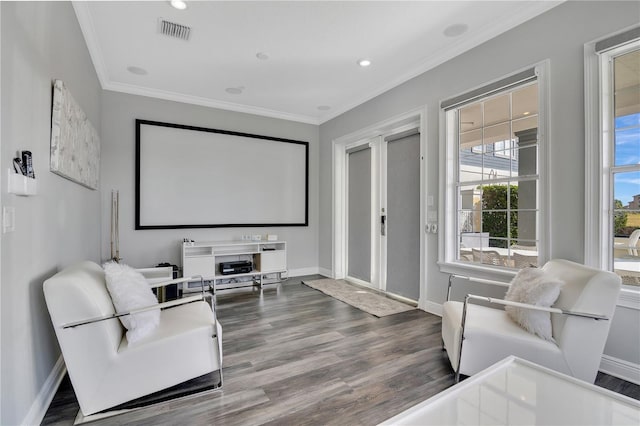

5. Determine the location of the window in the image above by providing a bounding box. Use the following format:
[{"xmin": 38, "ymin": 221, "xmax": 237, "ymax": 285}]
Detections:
[
  {"xmin": 586, "ymin": 30, "xmax": 640, "ymax": 292},
  {"xmin": 441, "ymin": 65, "xmax": 547, "ymax": 274}
]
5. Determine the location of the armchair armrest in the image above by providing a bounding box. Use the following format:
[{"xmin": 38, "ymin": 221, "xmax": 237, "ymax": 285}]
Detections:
[
  {"xmin": 61, "ymin": 294, "xmax": 205, "ymax": 329},
  {"xmin": 464, "ymin": 293, "xmax": 609, "ymax": 320},
  {"xmin": 447, "ymin": 274, "xmax": 510, "ymax": 302},
  {"xmin": 147, "ymin": 276, "xmax": 203, "ymax": 290}
]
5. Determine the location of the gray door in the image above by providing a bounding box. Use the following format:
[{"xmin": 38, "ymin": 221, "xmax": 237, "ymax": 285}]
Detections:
[
  {"xmin": 386, "ymin": 132, "xmax": 420, "ymax": 300},
  {"xmin": 347, "ymin": 146, "xmax": 371, "ymax": 282}
]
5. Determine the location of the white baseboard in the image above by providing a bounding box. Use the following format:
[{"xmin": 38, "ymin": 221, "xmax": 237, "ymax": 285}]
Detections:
[
  {"xmin": 617, "ymin": 288, "xmax": 640, "ymax": 311},
  {"xmin": 288, "ymin": 267, "xmax": 322, "ymax": 277},
  {"xmin": 22, "ymin": 355, "xmax": 66, "ymax": 426},
  {"xmin": 318, "ymin": 267, "xmax": 333, "ymax": 278},
  {"xmin": 422, "ymin": 300, "xmax": 443, "ymax": 317},
  {"xmin": 599, "ymin": 354, "xmax": 640, "ymax": 385}
]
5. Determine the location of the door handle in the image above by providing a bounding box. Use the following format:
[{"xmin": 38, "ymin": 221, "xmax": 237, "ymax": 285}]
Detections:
[{"xmin": 381, "ymin": 215, "xmax": 386, "ymax": 236}]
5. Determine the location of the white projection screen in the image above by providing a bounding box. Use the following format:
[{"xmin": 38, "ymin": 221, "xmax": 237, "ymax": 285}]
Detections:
[{"xmin": 135, "ymin": 120, "xmax": 308, "ymax": 229}]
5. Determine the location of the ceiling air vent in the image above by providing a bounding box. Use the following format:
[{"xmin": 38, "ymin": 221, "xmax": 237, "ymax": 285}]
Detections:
[{"xmin": 159, "ymin": 19, "xmax": 191, "ymax": 41}]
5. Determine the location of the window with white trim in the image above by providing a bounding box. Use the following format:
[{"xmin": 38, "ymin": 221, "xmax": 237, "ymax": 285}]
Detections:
[
  {"xmin": 588, "ymin": 31, "xmax": 640, "ymax": 291},
  {"xmin": 441, "ymin": 66, "xmax": 547, "ymax": 272}
]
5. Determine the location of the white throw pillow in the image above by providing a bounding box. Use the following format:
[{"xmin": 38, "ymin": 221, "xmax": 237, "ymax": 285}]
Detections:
[
  {"xmin": 103, "ymin": 262, "xmax": 160, "ymax": 344},
  {"xmin": 504, "ymin": 267, "xmax": 563, "ymax": 342}
]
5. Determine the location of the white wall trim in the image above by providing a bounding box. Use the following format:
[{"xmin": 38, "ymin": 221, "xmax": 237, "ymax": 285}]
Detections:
[
  {"xmin": 618, "ymin": 288, "xmax": 640, "ymax": 310},
  {"xmin": 72, "ymin": 2, "xmax": 109, "ymax": 88},
  {"xmin": 73, "ymin": 1, "xmax": 560, "ymax": 127},
  {"xmin": 72, "ymin": 2, "xmax": 319, "ymax": 126},
  {"xmin": 22, "ymin": 356, "xmax": 66, "ymax": 426},
  {"xmin": 104, "ymin": 83, "xmax": 320, "ymax": 125},
  {"xmin": 317, "ymin": 267, "xmax": 333, "ymax": 278},
  {"xmin": 288, "ymin": 267, "xmax": 322, "ymax": 277},
  {"xmin": 288, "ymin": 267, "xmax": 334, "ymax": 278},
  {"xmin": 345, "ymin": 275, "xmax": 377, "ymax": 291},
  {"xmin": 422, "ymin": 300, "xmax": 443, "ymax": 317},
  {"xmin": 600, "ymin": 355, "xmax": 640, "ymax": 385}
]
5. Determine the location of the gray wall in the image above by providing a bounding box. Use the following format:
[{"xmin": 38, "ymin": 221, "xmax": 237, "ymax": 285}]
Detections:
[
  {"xmin": 100, "ymin": 91, "xmax": 319, "ymax": 272},
  {"xmin": 319, "ymin": 1, "xmax": 640, "ymax": 365},
  {"xmin": 0, "ymin": 2, "xmax": 102, "ymax": 425}
]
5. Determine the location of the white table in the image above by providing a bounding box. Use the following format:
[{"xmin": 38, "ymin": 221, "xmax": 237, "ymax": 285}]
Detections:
[{"xmin": 380, "ymin": 356, "xmax": 640, "ymax": 426}]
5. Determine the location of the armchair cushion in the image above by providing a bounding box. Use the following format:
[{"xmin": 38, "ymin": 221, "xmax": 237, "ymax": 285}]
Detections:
[
  {"xmin": 103, "ymin": 261, "xmax": 159, "ymax": 344},
  {"xmin": 504, "ymin": 267, "xmax": 563, "ymax": 341}
]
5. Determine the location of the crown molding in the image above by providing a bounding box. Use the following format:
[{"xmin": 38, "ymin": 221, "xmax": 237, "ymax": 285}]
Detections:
[
  {"xmin": 72, "ymin": 1, "xmax": 109, "ymax": 88},
  {"xmin": 103, "ymin": 81, "xmax": 320, "ymax": 125},
  {"xmin": 72, "ymin": 1, "xmax": 319, "ymax": 125},
  {"xmin": 74, "ymin": 1, "xmax": 561, "ymax": 127}
]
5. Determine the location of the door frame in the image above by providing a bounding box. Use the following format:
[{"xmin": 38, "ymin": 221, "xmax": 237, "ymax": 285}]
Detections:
[
  {"xmin": 344, "ymin": 138, "xmax": 379, "ymax": 289},
  {"xmin": 332, "ymin": 107, "xmax": 427, "ymax": 307}
]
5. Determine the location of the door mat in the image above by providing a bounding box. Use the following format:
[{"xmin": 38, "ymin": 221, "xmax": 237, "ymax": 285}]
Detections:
[{"xmin": 302, "ymin": 278, "xmax": 415, "ymax": 317}]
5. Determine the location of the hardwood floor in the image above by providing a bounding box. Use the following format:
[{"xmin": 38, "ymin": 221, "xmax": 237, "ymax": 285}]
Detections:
[{"xmin": 42, "ymin": 275, "xmax": 639, "ymax": 425}]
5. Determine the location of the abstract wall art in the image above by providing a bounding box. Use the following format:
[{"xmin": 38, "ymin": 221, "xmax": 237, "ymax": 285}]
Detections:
[{"xmin": 50, "ymin": 79, "xmax": 100, "ymax": 189}]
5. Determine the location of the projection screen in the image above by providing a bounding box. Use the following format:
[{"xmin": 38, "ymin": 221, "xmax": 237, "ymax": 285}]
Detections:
[{"xmin": 135, "ymin": 119, "xmax": 309, "ymax": 229}]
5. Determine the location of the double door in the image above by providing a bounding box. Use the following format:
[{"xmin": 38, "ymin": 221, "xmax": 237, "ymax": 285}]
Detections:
[{"xmin": 346, "ymin": 130, "xmax": 421, "ymax": 301}]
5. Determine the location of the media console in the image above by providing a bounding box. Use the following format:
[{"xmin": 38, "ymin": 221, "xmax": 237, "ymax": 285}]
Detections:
[{"xmin": 181, "ymin": 240, "xmax": 287, "ymax": 291}]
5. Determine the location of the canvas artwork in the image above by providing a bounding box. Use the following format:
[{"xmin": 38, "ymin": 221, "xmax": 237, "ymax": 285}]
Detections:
[{"xmin": 50, "ymin": 79, "xmax": 100, "ymax": 190}]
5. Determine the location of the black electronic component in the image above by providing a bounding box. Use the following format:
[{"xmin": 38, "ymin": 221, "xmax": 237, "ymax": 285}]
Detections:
[
  {"xmin": 21, "ymin": 151, "xmax": 34, "ymax": 178},
  {"xmin": 219, "ymin": 260, "xmax": 253, "ymax": 275}
]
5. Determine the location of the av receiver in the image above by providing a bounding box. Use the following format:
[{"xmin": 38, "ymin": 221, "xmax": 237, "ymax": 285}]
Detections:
[{"xmin": 219, "ymin": 260, "xmax": 253, "ymax": 275}]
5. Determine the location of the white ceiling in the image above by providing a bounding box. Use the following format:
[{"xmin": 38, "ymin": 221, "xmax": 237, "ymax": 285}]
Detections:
[{"xmin": 74, "ymin": 1, "xmax": 562, "ymax": 125}]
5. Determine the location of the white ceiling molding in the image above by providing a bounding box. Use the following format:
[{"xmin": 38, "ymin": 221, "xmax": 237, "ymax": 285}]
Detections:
[
  {"xmin": 72, "ymin": 1, "xmax": 563, "ymax": 126},
  {"xmin": 103, "ymin": 81, "xmax": 321, "ymax": 125},
  {"xmin": 72, "ymin": 2, "xmax": 109, "ymax": 89}
]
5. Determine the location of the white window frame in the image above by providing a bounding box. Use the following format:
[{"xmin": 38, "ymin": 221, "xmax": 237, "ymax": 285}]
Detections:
[
  {"xmin": 439, "ymin": 62, "xmax": 550, "ymax": 281},
  {"xmin": 584, "ymin": 28, "xmax": 640, "ymax": 308}
]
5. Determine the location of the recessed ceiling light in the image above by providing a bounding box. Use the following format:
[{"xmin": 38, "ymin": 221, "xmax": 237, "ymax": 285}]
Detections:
[
  {"xmin": 256, "ymin": 52, "xmax": 269, "ymax": 61},
  {"xmin": 443, "ymin": 23, "xmax": 468, "ymax": 37},
  {"xmin": 225, "ymin": 86, "xmax": 244, "ymax": 95},
  {"xmin": 170, "ymin": 0, "xmax": 187, "ymax": 10},
  {"xmin": 127, "ymin": 66, "xmax": 148, "ymax": 75},
  {"xmin": 358, "ymin": 59, "xmax": 372, "ymax": 67},
  {"xmin": 317, "ymin": 105, "xmax": 331, "ymax": 111},
  {"xmin": 523, "ymin": 111, "xmax": 530, "ymax": 116}
]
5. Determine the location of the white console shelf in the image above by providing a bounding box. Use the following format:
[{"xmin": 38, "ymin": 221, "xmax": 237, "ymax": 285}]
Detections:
[{"xmin": 182, "ymin": 240, "xmax": 287, "ymax": 291}]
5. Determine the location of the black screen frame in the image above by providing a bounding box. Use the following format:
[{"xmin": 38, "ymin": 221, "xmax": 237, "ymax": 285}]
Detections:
[{"xmin": 135, "ymin": 119, "xmax": 309, "ymax": 230}]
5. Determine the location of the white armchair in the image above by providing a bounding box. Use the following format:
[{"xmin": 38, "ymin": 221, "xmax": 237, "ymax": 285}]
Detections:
[
  {"xmin": 43, "ymin": 261, "xmax": 223, "ymax": 417},
  {"xmin": 441, "ymin": 259, "xmax": 621, "ymax": 383}
]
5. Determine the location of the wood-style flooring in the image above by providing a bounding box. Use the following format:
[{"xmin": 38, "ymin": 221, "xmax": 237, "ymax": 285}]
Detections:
[{"xmin": 42, "ymin": 275, "xmax": 640, "ymax": 425}]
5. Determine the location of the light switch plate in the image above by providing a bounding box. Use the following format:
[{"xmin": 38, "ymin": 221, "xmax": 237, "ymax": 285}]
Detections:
[{"xmin": 3, "ymin": 207, "xmax": 15, "ymax": 233}]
